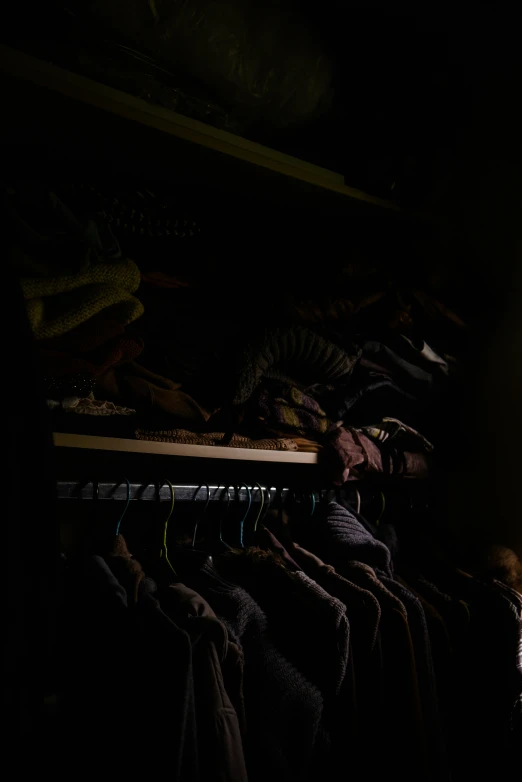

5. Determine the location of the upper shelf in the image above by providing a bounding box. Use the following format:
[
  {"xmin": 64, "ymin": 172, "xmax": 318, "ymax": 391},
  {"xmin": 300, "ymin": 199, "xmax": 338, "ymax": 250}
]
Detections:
[
  {"xmin": 0, "ymin": 44, "xmax": 399, "ymax": 213},
  {"xmin": 53, "ymin": 432, "xmax": 321, "ymax": 486},
  {"xmin": 53, "ymin": 433, "xmax": 318, "ymax": 465}
]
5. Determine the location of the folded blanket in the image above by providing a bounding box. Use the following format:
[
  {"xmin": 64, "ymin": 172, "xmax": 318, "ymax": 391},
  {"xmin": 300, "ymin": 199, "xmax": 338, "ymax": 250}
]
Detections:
[{"xmin": 135, "ymin": 428, "xmax": 299, "ymax": 451}]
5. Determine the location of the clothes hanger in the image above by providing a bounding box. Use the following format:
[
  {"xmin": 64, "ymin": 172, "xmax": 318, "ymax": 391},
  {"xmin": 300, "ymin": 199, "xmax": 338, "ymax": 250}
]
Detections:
[
  {"xmin": 115, "ymin": 478, "xmax": 131, "ymax": 536},
  {"xmin": 242, "ymin": 482, "xmax": 266, "ymax": 547},
  {"xmin": 376, "ymin": 491, "xmax": 386, "ymax": 527},
  {"xmin": 134, "ymin": 481, "xmax": 177, "ymax": 585},
  {"xmin": 160, "ymin": 480, "xmax": 177, "ymax": 576},
  {"xmin": 355, "ymin": 488, "xmax": 362, "ymax": 515},
  {"xmin": 236, "ymin": 483, "xmax": 252, "ymax": 549},
  {"xmin": 252, "ymin": 483, "xmax": 265, "ymax": 535},
  {"xmin": 170, "ymin": 483, "xmax": 214, "ymax": 575},
  {"xmin": 191, "ymin": 484, "xmax": 211, "ymax": 548},
  {"xmin": 259, "ymin": 486, "xmax": 272, "ymax": 525},
  {"xmin": 216, "ymin": 485, "xmax": 232, "ymax": 551}
]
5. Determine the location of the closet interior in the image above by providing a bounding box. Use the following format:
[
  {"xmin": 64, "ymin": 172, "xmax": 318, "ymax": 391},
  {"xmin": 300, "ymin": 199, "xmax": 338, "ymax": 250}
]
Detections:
[{"xmin": 3, "ymin": 4, "xmax": 521, "ymax": 780}]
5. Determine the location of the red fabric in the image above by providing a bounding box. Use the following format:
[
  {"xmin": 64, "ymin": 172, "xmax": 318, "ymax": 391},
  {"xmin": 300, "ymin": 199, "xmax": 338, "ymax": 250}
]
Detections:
[
  {"xmin": 141, "ymin": 271, "xmax": 190, "ymax": 289},
  {"xmin": 40, "ymin": 335, "xmax": 144, "ymax": 378}
]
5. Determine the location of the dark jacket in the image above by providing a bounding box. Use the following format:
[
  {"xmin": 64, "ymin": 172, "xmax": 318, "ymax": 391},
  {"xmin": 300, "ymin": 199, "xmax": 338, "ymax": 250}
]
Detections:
[
  {"xmin": 160, "ymin": 583, "xmax": 248, "ymax": 782},
  {"xmin": 60, "ymin": 550, "xmax": 199, "ymax": 780},
  {"xmin": 191, "ymin": 563, "xmax": 323, "ymax": 782}
]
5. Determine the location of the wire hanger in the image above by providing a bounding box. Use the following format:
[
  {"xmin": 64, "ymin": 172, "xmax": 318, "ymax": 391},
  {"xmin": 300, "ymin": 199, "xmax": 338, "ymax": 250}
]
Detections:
[
  {"xmin": 376, "ymin": 492, "xmax": 386, "ymax": 527},
  {"xmin": 355, "ymin": 488, "xmax": 361, "ymax": 515},
  {"xmin": 237, "ymin": 484, "xmax": 252, "ymax": 548},
  {"xmin": 115, "ymin": 478, "xmax": 131, "ymax": 536},
  {"xmin": 217, "ymin": 486, "xmax": 232, "ymax": 550},
  {"xmin": 160, "ymin": 480, "xmax": 177, "ymax": 576},
  {"xmin": 259, "ymin": 485, "xmax": 273, "ymax": 525},
  {"xmin": 252, "ymin": 483, "xmax": 265, "ymax": 535},
  {"xmin": 191, "ymin": 484, "xmax": 211, "ymax": 548}
]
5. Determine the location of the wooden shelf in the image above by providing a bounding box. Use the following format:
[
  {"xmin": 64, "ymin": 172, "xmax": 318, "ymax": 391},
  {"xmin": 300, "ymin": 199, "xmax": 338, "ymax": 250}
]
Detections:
[
  {"xmin": 53, "ymin": 433, "xmax": 319, "ymax": 465},
  {"xmin": 0, "ymin": 44, "xmax": 399, "ymax": 213}
]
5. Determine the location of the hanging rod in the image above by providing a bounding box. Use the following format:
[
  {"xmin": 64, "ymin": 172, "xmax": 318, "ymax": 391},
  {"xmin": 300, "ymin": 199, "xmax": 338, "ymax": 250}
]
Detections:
[
  {"xmin": 56, "ymin": 481, "xmax": 431, "ymax": 508},
  {"xmin": 57, "ymin": 482, "xmax": 297, "ymax": 504}
]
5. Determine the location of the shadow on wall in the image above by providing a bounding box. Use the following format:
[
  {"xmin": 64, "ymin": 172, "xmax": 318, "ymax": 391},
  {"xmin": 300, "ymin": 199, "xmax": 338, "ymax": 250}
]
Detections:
[{"xmin": 433, "ymin": 10, "xmax": 522, "ymax": 583}]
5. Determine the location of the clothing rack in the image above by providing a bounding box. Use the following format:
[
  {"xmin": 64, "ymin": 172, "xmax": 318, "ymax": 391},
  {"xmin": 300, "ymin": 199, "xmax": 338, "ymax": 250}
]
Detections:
[
  {"xmin": 57, "ymin": 480, "xmax": 432, "ymax": 510},
  {"xmin": 58, "ymin": 481, "xmax": 291, "ymax": 504}
]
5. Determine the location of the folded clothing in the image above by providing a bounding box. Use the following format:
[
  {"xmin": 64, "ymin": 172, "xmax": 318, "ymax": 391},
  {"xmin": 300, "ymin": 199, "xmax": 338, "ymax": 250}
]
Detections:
[
  {"xmin": 26, "ymin": 286, "xmax": 143, "ymax": 340},
  {"xmin": 360, "ymin": 418, "xmax": 434, "ymax": 453},
  {"xmin": 253, "ymin": 381, "xmax": 333, "ymax": 438},
  {"xmin": 135, "ymin": 428, "xmax": 299, "ymax": 451},
  {"xmin": 20, "ymin": 258, "xmax": 143, "ymax": 339},
  {"xmin": 97, "ymin": 362, "xmax": 212, "ymax": 425},
  {"xmin": 230, "ymin": 328, "xmax": 361, "ymax": 405},
  {"xmin": 323, "ymin": 426, "xmax": 431, "ymax": 485},
  {"xmin": 20, "ymin": 256, "xmax": 140, "ymax": 298},
  {"xmin": 362, "ymin": 340, "xmax": 441, "ymax": 393}
]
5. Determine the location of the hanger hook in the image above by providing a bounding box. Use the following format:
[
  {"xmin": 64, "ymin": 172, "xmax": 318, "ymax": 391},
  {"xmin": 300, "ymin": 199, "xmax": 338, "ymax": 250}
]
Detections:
[
  {"xmin": 237, "ymin": 484, "xmax": 252, "ymax": 548},
  {"xmin": 217, "ymin": 486, "xmax": 232, "ymax": 548},
  {"xmin": 115, "ymin": 478, "xmax": 131, "ymax": 536},
  {"xmin": 161, "ymin": 481, "xmax": 176, "ymax": 575},
  {"xmin": 259, "ymin": 486, "xmax": 272, "ymax": 524},
  {"xmin": 355, "ymin": 488, "xmax": 361, "ymax": 515},
  {"xmin": 252, "ymin": 483, "xmax": 265, "ymax": 534},
  {"xmin": 192, "ymin": 484, "xmax": 210, "ymax": 548}
]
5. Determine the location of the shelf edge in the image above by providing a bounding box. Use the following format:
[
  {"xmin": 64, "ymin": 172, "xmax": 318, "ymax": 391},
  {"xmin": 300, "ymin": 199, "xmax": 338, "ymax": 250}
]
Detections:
[
  {"xmin": 53, "ymin": 432, "xmax": 319, "ymax": 464},
  {"xmin": 0, "ymin": 44, "xmax": 399, "ymax": 211}
]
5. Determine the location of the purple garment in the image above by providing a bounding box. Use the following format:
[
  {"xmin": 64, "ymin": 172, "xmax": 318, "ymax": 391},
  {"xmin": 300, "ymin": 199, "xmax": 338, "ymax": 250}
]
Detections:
[
  {"xmin": 323, "ymin": 426, "xmax": 430, "ymax": 485},
  {"xmin": 315, "ymin": 501, "xmax": 393, "ymax": 576}
]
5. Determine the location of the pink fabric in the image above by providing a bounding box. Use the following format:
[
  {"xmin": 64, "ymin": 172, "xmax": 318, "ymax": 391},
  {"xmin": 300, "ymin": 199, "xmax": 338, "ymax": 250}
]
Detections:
[{"xmin": 322, "ymin": 426, "xmax": 430, "ymax": 485}]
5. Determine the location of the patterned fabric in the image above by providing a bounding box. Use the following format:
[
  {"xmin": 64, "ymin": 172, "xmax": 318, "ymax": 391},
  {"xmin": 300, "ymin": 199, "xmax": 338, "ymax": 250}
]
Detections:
[
  {"xmin": 20, "ymin": 258, "xmax": 140, "ymax": 299},
  {"xmin": 47, "ymin": 394, "xmax": 136, "ymax": 416},
  {"xmin": 135, "ymin": 428, "xmax": 299, "ymax": 450},
  {"xmin": 19, "ymin": 257, "xmax": 142, "ymax": 340},
  {"xmin": 26, "ymin": 288, "xmax": 143, "ymax": 340},
  {"xmin": 255, "ymin": 382, "xmax": 333, "ymax": 437},
  {"xmin": 231, "ymin": 328, "xmax": 361, "ymax": 405},
  {"xmin": 361, "ymin": 418, "xmax": 434, "ymax": 453}
]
